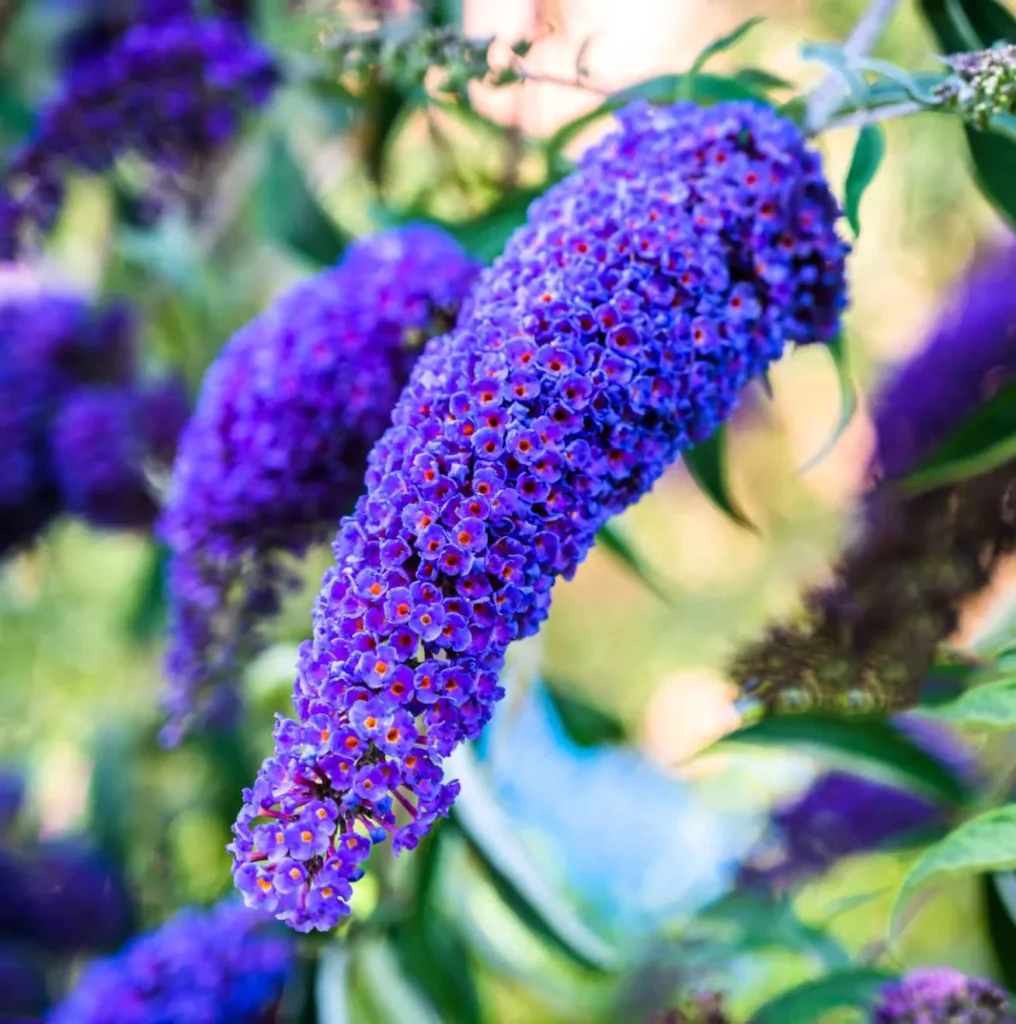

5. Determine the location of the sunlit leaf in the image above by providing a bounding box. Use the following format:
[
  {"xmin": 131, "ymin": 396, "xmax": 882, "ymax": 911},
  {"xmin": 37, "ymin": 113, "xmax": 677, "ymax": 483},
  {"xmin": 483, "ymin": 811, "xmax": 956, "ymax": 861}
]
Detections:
[
  {"xmin": 689, "ymin": 17, "xmax": 765, "ymax": 77},
  {"xmin": 683, "ymin": 424, "xmax": 757, "ymax": 532},
  {"xmin": 594, "ymin": 522, "xmax": 671, "ymax": 603},
  {"xmin": 903, "ymin": 381, "xmax": 1016, "ymax": 493},
  {"xmin": 446, "ymin": 745, "xmax": 621, "ymax": 973},
  {"xmin": 316, "ymin": 945, "xmax": 352, "ymax": 1024},
  {"xmin": 752, "ymin": 969, "xmax": 897, "ymax": 1024},
  {"xmin": 125, "ymin": 541, "xmax": 169, "ymax": 645},
  {"xmin": 799, "ymin": 333, "xmax": 857, "ymax": 473},
  {"xmin": 257, "ymin": 132, "xmax": 349, "ymax": 266},
  {"xmin": 844, "ymin": 124, "xmax": 885, "ymax": 236},
  {"xmin": 986, "ymin": 872, "xmax": 1016, "ymax": 991},
  {"xmin": 924, "ymin": 676, "xmax": 1016, "ymax": 730},
  {"xmin": 719, "ymin": 714, "xmax": 972, "ymax": 805},
  {"xmin": 891, "ymin": 805, "xmax": 1016, "ymax": 936}
]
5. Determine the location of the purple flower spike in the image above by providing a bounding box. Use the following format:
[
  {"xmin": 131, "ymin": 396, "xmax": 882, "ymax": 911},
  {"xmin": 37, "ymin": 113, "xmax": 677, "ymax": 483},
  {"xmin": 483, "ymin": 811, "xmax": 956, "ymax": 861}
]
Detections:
[
  {"xmin": 230, "ymin": 100, "xmax": 849, "ymax": 932},
  {"xmin": 873, "ymin": 242, "xmax": 1016, "ymax": 480},
  {"xmin": 874, "ymin": 967, "xmax": 1013, "ymax": 1022},
  {"xmin": 0, "ymin": 13, "xmax": 277, "ymax": 257},
  {"xmin": 49, "ymin": 900, "xmax": 293, "ymax": 1024},
  {"xmin": 159, "ymin": 226, "xmax": 480, "ymax": 744}
]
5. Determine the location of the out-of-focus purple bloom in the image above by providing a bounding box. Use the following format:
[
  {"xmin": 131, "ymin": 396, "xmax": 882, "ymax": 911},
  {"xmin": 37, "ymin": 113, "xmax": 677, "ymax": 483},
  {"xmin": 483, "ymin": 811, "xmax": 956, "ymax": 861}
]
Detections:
[
  {"xmin": 739, "ymin": 716, "xmax": 972, "ymax": 892},
  {"xmin": 159, "ymin": 226, "xmax": 479, "ymax": 744},
  {"xmin": 230, "ymin": 99, "xmax": 848, "ymax": 932},
  {"xmin": 0, "ymin": 293, "xmax": 138, "ymax": 554},
  {"xmin": 51, "ymin": 380, "xmax": 187, "ymax": 530},
  {"xmin": 873, "ymin": 242, "xmax": 1016, "ymax": 480},
  {"xmin": 49, "ymin": 900, "xmax": 294, "ymax": 1024},
  {"xmin": 873, "ymin": 967, "xmax": 1013, "ymax": 1022},
  {"xmin": 0, "ymin": 769, "xmax": 23, "ymax": 836},
  {"xmin": 1, "ymin": 14, "xmax": 277, "ymax": 258}
]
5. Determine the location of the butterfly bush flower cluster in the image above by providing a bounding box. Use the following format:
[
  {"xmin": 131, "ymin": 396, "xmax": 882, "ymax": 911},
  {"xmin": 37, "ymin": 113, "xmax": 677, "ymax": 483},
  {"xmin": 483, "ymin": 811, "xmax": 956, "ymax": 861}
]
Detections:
[
  {"xmin": 159, "ymin": 227, "xmax": 479, "ymax": 744},
  {"xmin": 0, "ymin": 292, "xmax": 185, "ymax": 554},
  {"xmin": 49, "ymin": 900, "xmax": 293, "ymax": 1024},
  {"xmin": 229, "ymin": 99, "xmax": 848, "ymax": 931},
  {"xmin": 730, "ymin": 242, "xmax": 1016, "ymax": 714},
  {"xmin": 873, "ymin": 967, "xmax": 1013, "ymax": 1023},
  {"xmin": 739, "ymin": 716, "xmax": 974, "ymax": 892},
  {"xmin": 0, "ymin": 11, "xmax": 276, "ymax": 258}
]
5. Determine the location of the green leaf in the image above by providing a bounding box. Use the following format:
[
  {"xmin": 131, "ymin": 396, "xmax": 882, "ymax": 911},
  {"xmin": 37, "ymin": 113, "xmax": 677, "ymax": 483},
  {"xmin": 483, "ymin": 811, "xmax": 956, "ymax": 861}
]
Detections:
[
  {"xmin": 316, "ymin": 945, "xmax": 352, "ymax": 1024},
  {"xmin": 700, "ymin": 892, "xmax": 851, "ymax": 968},
  {"xmin": 546, "ymin": 73, "xmax": 765, "ymax": 155},
  {"xmin": 689, "ymin": 17, "xmax": 765, "ymax": 77},
  {"xmin": 125, "ymin": 541, "xmax": 169, "ymax": 645},
  {"xmin": 391, "ymin": 829, "xmax": 484, "ymax": 1024},
  {"xmin": 733, "ymin": 68, "xmax": 793, "ymax": 92},
  {"xmin": 844, "ymin": 125, "xmax": 885, "ymax": 236},
  {"xmin": 719, "ymin": 714, "xmax": 971, "ymax": 806},
  {"xmin": 918, "ymin": 0, "xmax": 1016, "ymax": 227},
  {"xmin": 892, "ymin": 805, "xmax": 1016, "ymax": 936},
  {"xmin": 257, "ymin": 132, "xmax": 349, "ymax": 266},
  {"xmin": 443, "ymin": 188, "xmax": 541, "ymax": 263},
  {"xmin": 799, "ymin": 333, "xmax": 857, "ymax": 473},
  {"xmin": 279, "ymin": 948, "xmax": 321, "ymax": 1024},
  {"xmin": 985, "ymin": 872, "xmax": 1016, "ymax": 991},
  {"xmin": 903, "ymin": 381, "xmax": 1016, "ymax": 494},
  {"xmin": 543, "ymin": 678, "xmax": 627, "ymax": 748},
  {"xmin": 924, "ymin": 677, "xmax": 1016, "ymax": 730},
  {"xmin": 752, "ymin": 969, "xmax": 897, "ymax": 1024},
  {"xmin": 87, "ymin": 725, "xmax": 141, "ymax": 872},
  {"xmin": 446, "ymin": 746, "xmax": 620, "ymax": 973},
  {"xmin": 683, "ymin": 425, "xmax": 757, "ymax": 533},
  {"xmin": 594, "ymin": 522, "xmax": 670, "ymax": 603}
]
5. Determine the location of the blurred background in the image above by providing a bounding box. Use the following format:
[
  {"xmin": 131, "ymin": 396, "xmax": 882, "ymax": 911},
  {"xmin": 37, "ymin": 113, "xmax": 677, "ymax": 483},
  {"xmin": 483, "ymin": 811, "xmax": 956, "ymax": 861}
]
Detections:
[{"xmin": 1, "ymin": 0, "xmax": 1015, "ymax": 1021}]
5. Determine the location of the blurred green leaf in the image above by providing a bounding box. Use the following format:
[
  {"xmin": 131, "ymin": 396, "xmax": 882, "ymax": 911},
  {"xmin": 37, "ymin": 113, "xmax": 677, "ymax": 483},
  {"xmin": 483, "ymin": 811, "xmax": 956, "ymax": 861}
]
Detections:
[
  {"xmin": 447, "ymin": 746, "xmax": 620, "ymax": 973},
  {"xmin": 543, "ymin": 678, "xmax": 627, "ymax": 747},
  {"xmin": 689, "ymin": 17, "xmax": 765, "ymax": 77},
  {"xmin": 733, "ymin": 68, "xmax": 793, "ymax": 92},
  {"xmin": 355, "ymin": 940, "xmax": 444, "ymax": 1024},
  {"xmin": 316, "ymin": 945, "xmax": 352, "ymax": 1024},
  {"xmin": 546, "ymin": 73, "xmax": 765, "ymax": 155},
  {"xmin": 257, "ymin": 132, "xmax": 349, "ymax": 266},
  {"xmin": 594, "ymin": 522, "xmax": 671, "ymax": 603},
  {"xmin": 360, "ymin": 83, "xmax": 411, "ymax": 188},
  {"xmin": 719, "ymin": 714, "xmax": 971, "ymax": 805},
  {"xmin": 924, "ymin": 676, "xmax": 1016, "ymax": 730},
  {"xmin": 683, "ymin": 425, "xmax": 757, "ymax": 533},
  {"xmin": 125, "ymin": 541, "xmax": 169, "ymax": 645},
  {"xmin": 903, "ymin": 381, "xmax": 1016, "ymax": 494},
  {"xmin": 391, "ymin": 829, "xmax": 484, "ymax": 1024},
  {"xmin": 88, "ymin": 725, "xmax": 142, "ymax": 873},
  {"xmin": 844, "ymin": 125, "xmax": 885, "ymax": 236},
  {"xmin": 985, "ymin": 872, "xmax": 1016, "ymax": 991},
  {"xmin": 752, "ymin": 969, "xmax": 897, "ymax": 1024},
  {"xmin": 918, "ymin": 0, "xmax": 1016, "ymax": 226},
  {"xmin": 700, "ymin": 892, "xmax": 851, "ymax": 968},
  {"xmin": 892, "ymin": 805, "xmax": 1016, "ymax": 936},
  {"xmin": 799, "ymin": 333, "xmax": 857, "ymax": 473},
  {"xmin": 279, "ymin": 948, "xmax": 321, "ymax": 1024},
  {"xmin": 442, "ymin": 188, "xmax": 541, "ymax": 263}
]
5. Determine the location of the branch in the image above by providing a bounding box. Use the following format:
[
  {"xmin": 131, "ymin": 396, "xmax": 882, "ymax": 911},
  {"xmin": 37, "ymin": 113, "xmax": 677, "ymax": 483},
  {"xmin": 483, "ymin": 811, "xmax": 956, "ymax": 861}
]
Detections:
[{"xmin": 805, "ymin": 0, "xmax": 902, "ymax": 132}]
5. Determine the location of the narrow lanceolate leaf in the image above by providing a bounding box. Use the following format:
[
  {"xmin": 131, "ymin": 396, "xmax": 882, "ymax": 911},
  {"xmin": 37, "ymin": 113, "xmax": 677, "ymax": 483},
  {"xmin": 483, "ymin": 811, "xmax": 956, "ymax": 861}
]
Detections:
[
  {"xmin": 752, "ymin": 970, "xmax": 898, "ymax": 1024},
  {"xmin": 719, "ymin": 714, "xmax": 971, "ymax": 806},
  {"xmin": 595, "ymin": 522, "xmax": 671, "ymax": 603},
  {"xmin": 689, "ymin": 17, "xmax": 766, "ymax": 76},
  {"xmin": 844, "ymin": 124, "xmax": 885, "ymax": 236},
  {"xmin": 799, "ymin": 333, "xmax": 857, "ymax": 472},
  {"xmin": 543, "ymin": 677, "xmax": 628, "ymax": 747},
  {"xmin": 985, "ymin": 872, "xmax": 1016, "ymax": 991},
  {"xmin": 891, "ymin": 805, "xmax": 1016, "ymax": 937},
  {"xmin": 903, "ymin": 381, "xmax": 1016, "ymax": 493},
  {"xmin": 683, "ymin": 424, "xmax": 757, "ymax": 532},
  {"xmin": 446, "ymin": 745, "xmax": 620, "ymax": 973},
  {"xmin": 257, "ymin": 132, "xmax": 349, "ymax": 266},
  {"xmin": 925, "ymin": 676, "xmax": 1016, "ymax": 730}
]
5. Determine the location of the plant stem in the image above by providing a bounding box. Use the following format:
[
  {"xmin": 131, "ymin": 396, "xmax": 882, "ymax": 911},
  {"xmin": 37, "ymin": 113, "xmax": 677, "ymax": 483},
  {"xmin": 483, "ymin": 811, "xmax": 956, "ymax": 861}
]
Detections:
[
  {"xmin": 822, "ymin": 99, "xmax": 923, "ymax": 131},
  {"xmin": 805, "ymin": 0, "xmax": 902, "ymax": 132}
]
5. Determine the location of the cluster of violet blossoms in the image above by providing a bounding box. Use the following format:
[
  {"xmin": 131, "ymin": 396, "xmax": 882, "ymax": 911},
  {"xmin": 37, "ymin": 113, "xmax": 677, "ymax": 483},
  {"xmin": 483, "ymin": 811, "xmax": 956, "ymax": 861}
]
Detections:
[
  {"xmin": 873, "ymin": 967, "xmax": 1014, "ymax": 1023},
  {"xmin": 49, "ymin": 900, "xmax": 293, "ymax": 1024},
  {"xmin": 159, "ymin": 226, "xmax": 479, "ymax": 744},
  {"xmin": 0, "ymin": 292, "xmax": 187, "ymax": 555},
  {"xmin": 0, "ymin": 8, "xmax": 276, "ymax": 257},
  {"xmin": 229, "ymin": 99, "xmax": 849, "ymax": 932}
]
